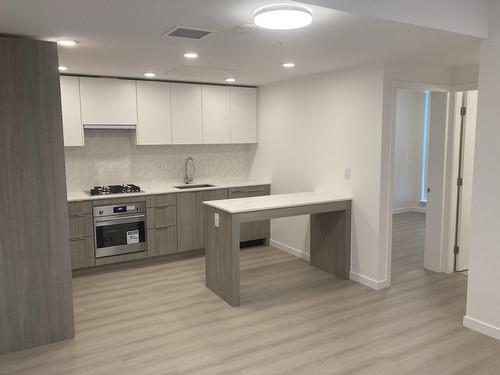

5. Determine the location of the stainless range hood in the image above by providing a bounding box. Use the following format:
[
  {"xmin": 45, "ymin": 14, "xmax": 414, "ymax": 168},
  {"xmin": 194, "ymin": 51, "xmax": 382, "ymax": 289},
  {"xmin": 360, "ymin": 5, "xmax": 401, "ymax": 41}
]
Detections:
[{"xmin": 83, "ymin": 123, "xmax": 136, "ymax": 130}]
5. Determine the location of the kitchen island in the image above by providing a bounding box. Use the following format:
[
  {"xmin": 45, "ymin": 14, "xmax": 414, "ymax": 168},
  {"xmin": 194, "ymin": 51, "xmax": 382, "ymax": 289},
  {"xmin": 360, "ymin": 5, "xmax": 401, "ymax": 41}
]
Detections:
[{"xmin": 203, "ymin": 192, "xmax": 352, "ymax": 306}]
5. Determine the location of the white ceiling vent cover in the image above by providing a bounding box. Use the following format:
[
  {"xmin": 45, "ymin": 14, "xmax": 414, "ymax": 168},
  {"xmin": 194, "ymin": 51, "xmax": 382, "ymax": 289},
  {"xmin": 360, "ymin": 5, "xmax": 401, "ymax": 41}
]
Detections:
[{"xmin": 163, "ymin": 26, "xmax": 214, "ymax": 40}]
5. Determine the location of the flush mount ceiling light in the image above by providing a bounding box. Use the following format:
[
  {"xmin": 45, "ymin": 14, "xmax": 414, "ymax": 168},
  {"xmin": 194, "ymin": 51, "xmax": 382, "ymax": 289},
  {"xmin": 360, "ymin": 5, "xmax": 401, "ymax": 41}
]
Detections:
[
  {"xmin": 254, "ymin": 4, "xmax": 312, "ymax": 30},
  {"xmin": 282, "ymin": 62, "xmax": 295, "ymax": 68},
  {"xmin": 57, "ymin": 39, "xmax": 77, "ymax": 47},
  {"xmin": 184, "ymin": 52, "xmax": 198, "ymax": 59},
  {"xmin": 143, "ymin": 72, "xmax": 156, "ymax": 78},
  {"xmin": 58, "ymin": 66, "xmax": 68, "ymax": 71},
  {"xmin": 225, "ymin": 78, "xmax": 236, "ymax": 83}
]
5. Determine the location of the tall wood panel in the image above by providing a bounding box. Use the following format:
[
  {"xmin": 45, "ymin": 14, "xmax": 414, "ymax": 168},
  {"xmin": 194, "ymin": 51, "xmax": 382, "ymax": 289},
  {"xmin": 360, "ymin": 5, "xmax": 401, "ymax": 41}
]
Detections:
[{"xmin": 0, "ymin": 37, "xmax": 75, "ymax": 354}]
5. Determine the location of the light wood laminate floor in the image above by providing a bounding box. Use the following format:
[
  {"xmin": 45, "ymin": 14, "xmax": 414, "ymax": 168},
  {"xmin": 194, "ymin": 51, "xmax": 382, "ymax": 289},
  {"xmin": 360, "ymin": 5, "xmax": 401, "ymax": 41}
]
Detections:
[{"xmin": 1, "ymin": 212, "xmax": 499, "ymax": 374}]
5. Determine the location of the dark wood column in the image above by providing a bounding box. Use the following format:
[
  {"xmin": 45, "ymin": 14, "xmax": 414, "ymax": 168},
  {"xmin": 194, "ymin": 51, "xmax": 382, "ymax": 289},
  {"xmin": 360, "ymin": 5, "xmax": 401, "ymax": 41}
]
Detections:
[{"xmin": 0, "ymin": 36, "xmax": 75, "ymax": 354}]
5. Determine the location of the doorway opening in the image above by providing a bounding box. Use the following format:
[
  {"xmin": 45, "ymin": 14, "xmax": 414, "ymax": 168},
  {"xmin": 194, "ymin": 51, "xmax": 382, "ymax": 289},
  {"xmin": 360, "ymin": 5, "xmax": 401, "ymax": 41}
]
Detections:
[{"xmin": 391, "ymin": 88, "xmax": 449, "ymax": 278}]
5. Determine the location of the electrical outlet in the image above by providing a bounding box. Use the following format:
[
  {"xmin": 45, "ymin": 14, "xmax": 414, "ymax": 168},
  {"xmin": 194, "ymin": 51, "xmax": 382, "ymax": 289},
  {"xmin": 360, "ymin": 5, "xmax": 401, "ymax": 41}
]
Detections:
[
  {"xmin": 160, "ymin": 160, "xmax": 168, "ymax": 170},
  {"xmin": 344, "ymin": 168, "xmax": 352, "ymax": 180},
  {"xmin": 214, "ymin": 213, "xmax": 220, "ymax": 228}
]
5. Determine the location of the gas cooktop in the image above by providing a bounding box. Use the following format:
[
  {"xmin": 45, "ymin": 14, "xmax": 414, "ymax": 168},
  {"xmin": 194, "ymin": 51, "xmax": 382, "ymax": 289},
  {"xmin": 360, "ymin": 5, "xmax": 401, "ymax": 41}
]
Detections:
[{"xmin": 90, "ymin": 184, "xmax": 142, "ymax": 196}]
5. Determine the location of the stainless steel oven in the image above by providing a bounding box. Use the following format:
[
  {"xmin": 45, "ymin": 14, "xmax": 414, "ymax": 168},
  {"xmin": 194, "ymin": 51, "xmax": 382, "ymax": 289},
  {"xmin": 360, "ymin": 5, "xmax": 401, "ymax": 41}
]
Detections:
[{"xmin": 93, "ymin": 202, "xmax": 146, "ymax": 258}]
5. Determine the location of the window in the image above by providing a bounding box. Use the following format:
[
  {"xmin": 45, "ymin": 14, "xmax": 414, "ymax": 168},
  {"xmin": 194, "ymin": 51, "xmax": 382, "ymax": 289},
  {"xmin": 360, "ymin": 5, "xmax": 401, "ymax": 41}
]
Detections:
[{"xmin": 420, "ymin": 91, "xmax": 430, "ymax": 203}]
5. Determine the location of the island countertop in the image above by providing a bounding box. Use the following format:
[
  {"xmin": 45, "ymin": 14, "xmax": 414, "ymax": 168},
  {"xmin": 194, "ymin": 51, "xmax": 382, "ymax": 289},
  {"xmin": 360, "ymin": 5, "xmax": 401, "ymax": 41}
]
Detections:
[{"xmin": 203, "ymin": 192, "xmax": 352, "ymax": 214}]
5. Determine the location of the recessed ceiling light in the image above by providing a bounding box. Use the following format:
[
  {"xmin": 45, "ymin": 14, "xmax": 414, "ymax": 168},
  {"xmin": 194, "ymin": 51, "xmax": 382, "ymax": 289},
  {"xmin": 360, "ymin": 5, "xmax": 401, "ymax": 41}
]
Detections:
[
  {"xmin": 225, "ymin": 78, "xmax": 236, "ymax": 83},
  {"xmin": 254, "ymin": 4, "xmax": 312, "ymax": 30},
  {"xmin": 58, "ymin": 66, "xmax": 68, "ymax": 71},
  {"xmin": 144, "ymin": 72, "xmax": 156, "ymax": 78},
  {"xmin": 282, "ymin": 62, "xmax": 295, "ymax": 68},
  {"xmin": 184, "ymin": 52, "xmax": 198, "ymax": 59},
  {"xmin": 57, "ymin": 39, "xmax": 77, "ymax": 47}
]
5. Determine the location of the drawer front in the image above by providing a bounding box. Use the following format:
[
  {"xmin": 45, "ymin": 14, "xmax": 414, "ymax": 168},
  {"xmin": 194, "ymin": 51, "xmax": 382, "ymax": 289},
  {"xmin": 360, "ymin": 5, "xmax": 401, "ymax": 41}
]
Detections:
[
  {"xmin": 146, "ymin": 205, "xmax": 177, "ymax": 228},
  {"xmin": 147, "ymin": 226, "xmax": 178, "ymax": 257},
  {"xmin": 68, "ymin": 200, "xmax": 92, "ymax": 215},
  {"xmin": 146, "ymin": 193, "xmax": 177, "ymax": 208},
  {"xmin": 68, "ymin": 214, "xmax": 93, "ymax": 238},
  {"xmin": 203, "ymin": 189, "xmax": 228, "ymax": 201},
  {"xmin": 229, "ymin": 185, "xmax": 270, "ymax": 198},
  {"xmin": 69, "ymin": 236, "xmax": 95, "ymax": 269},
  {"xmin": 92, "ymin": 195, "xmax": 146, "ymax": 206}
]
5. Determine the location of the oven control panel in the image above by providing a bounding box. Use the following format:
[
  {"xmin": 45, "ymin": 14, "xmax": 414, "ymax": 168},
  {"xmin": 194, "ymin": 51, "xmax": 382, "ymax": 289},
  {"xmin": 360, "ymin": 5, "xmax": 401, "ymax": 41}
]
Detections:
[{"xmin": 93, "ymin": 202, "xmax": 145, "ymax": 217}]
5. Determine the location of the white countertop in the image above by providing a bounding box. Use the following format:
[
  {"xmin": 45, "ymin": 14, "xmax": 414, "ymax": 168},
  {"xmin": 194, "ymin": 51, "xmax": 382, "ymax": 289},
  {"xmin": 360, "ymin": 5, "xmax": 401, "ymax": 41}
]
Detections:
[
  {"xmin": 203, "ymin": 192, "xmax": 352, "ymax": 214},
  {"xmin": 66, "ymin": 181, "xmax": 271, "ymax": 202}
]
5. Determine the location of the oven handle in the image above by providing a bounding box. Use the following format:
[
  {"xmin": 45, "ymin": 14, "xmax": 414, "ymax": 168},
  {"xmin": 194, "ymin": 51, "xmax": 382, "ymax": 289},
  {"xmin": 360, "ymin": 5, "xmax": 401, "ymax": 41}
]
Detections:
[{"xmin": 94, "ymin": 214, "xmax": 145, "ymax": 226}]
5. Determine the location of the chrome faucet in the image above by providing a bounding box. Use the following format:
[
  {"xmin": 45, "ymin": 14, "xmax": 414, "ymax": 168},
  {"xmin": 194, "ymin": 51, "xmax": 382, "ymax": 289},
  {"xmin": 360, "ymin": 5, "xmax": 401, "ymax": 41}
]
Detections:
[{"xmin": 184, "ymin": 157, "xmax": 196, "ymax": 184}]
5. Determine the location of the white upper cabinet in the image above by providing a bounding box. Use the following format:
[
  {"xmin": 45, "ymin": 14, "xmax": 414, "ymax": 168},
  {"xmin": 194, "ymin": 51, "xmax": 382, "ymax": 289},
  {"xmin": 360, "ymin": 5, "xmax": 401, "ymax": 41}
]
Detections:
[
  {"xmin": 136, "ymin": 81, "xmax": 172, "ymax": 145},
  {"xmin": 60, "ymin": 76, "xmax": 84, "ymax": 147},
  {"xmin": 79, "ymin": 77, "xmax": 137, "ymax": 126},
  {"xmin": 171, "ymin": 84, "xmax": 202, "ymax": 144},
  {"xmin": 230, "ymin": 87, "xmax": 257, "ymax": 143},
  {"xmin": 202, "ymin": 85, "xmax": 230, "ymax": 144}
]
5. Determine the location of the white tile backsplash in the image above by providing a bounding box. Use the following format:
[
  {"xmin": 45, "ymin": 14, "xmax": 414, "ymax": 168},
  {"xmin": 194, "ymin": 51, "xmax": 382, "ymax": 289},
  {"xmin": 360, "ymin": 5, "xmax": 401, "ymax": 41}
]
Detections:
[{"xmin": 64, "ymin": 130, "xmax": 251, "ymax": 191}]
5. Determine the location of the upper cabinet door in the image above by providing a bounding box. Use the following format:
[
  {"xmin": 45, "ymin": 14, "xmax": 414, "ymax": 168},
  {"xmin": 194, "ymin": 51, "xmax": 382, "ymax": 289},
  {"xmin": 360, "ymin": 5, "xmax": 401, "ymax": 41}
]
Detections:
[
  {"xmin": 171, "ymin": 84, "xmax": 202, "ymax": 144},
  {"xmin": 79, "ymin": 77, "xmax": 137, "ymax": 125},
  {"xmin": 230, "ymin": 87, "xmax": 257, "ymax": 143},
  {"xmin": 60, "ymin": 76, "xmax": 84, "ymax": 147},
  {"xmin": 202, "ymin": 85, "xmax": 230, "ymax": 144},
  {"xmin": 136, "ymin": 81, "xmax": 172, "ymax": 145}
]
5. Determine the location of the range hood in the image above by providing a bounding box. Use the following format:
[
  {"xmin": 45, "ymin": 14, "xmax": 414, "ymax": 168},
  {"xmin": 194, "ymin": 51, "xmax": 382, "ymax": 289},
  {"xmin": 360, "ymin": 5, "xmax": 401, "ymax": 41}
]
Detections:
[{"xmin": 83, "ymin": 123, "xmax": 136, "ymax": 130}]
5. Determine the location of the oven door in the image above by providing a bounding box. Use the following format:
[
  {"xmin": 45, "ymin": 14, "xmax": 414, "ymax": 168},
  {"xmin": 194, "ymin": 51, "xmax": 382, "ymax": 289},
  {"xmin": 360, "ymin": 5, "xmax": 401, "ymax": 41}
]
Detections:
[{"xmin": 94, "ymin": 214, "xmax": 146, "ymax": 258}]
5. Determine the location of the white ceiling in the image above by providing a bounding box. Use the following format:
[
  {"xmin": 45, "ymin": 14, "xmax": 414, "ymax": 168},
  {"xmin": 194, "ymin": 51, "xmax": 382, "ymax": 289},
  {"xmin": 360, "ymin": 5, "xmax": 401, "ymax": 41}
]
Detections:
[{"xmin": 0, "ymin": 0, "xmax": 481, "ymax": 85}]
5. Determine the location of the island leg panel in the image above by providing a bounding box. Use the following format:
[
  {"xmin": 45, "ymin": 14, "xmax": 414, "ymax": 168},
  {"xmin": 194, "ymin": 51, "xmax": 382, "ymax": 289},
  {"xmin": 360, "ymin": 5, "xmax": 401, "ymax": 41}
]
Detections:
[
  {"xmin": 310, "ymin": 201, "xmax": 351, "ymax": 280},
  {"xmin": 204, "ymin": 206, "xmax": 241, "ymax": 306}
]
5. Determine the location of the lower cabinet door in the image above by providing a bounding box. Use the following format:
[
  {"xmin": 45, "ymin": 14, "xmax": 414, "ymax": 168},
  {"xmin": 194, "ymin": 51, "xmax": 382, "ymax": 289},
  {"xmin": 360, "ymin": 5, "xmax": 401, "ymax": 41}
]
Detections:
[
  {"xmin": 70, "ymin": 237, "xmax": 95, "ymax": 269},
  {"xmin": 177, "ymin": 192, "xmax": 204, "ymax": 252},
  {"xmin": 148, "ymin": 226, "xmax": 178, "ymax": 257}
]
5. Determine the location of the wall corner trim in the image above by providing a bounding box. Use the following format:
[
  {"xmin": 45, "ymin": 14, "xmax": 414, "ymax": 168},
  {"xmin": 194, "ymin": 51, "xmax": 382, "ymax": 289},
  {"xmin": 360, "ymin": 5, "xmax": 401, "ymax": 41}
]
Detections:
[
  {"xmin": 463, "ymin": 316, "xmax": 500, "ymax": 341},
  {"xmin": 270, "ymin": 239, "xmax": 310, "ymax": 261},
  {"xmin": 350, "ymin": 271, "xmax": 390, "ymax": 290}
]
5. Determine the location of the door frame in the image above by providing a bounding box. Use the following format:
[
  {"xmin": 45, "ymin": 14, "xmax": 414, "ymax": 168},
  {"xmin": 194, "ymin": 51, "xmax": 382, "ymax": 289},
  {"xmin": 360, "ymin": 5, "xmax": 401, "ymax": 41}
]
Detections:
[
  {"xmin": 446, "ymin": 84, "xmax": 479, "ymax": 273},
  {"xmin": 384, "ymin": 80, "xmax": 455, "ymax": 286}
]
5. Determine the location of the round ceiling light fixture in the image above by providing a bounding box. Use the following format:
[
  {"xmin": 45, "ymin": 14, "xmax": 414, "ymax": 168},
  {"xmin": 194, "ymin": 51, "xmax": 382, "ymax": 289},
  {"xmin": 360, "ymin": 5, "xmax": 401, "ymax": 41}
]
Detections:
[
  {"xmin": 282, "ymin": 62, "xmax": 295, "ymax": 68},
  {"xmin": 184, "ymin": 52, "xmax": 198, "ymax": 59},
  {"xmin": 143, "ymin": 72, "xmax": 156, "ymax": 78},
  {"xmin": 58, "ymin": 66, "xmax": 68, "ymax": 71},
  {"xmin": 254, "ymin": 4, "xmax": 312, "ymax": 30},
  {"xmin": 225, "ymin": 78, "xmax": 236, "ymax": 83}
]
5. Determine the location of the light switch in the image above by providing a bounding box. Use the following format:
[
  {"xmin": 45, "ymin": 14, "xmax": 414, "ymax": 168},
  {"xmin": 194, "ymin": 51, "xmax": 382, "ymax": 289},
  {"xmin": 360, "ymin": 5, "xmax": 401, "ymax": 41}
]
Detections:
[
  {"xmin": 344, "ymin": 168, "xmax": 352, "ymax": 180},
  {"xmin": 214, "ymin": 213, "xmax": 220, "ymax": 228}
]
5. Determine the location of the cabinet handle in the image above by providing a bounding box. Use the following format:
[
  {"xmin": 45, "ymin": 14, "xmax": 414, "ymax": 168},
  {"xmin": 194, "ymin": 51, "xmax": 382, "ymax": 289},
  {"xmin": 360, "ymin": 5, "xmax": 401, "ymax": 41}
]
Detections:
[
  {"xmin": 231, "ymin": 188, "xmax": 266, "ymax": 194},
  {"xmin": 149, "ymin": 224, "xmax": 176, "ymax": 229},
  {"xmin": 147, "ymin": 204, "xmax": 176, "ymax": 209},
  {"xmin": 70, "ymin": 236, "xmax": 86, "ymax": 241},
  {"xmin": 69, "ymin": 213, "xmax": 87, "ymax": 218}
]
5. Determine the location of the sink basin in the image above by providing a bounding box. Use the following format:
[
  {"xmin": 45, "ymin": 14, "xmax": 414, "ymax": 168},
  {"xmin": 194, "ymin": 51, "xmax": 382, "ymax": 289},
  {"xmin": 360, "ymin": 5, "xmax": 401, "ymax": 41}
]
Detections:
[{"xmin": 173, "ymin": 184, "xmax": 215, "ymax": 190}]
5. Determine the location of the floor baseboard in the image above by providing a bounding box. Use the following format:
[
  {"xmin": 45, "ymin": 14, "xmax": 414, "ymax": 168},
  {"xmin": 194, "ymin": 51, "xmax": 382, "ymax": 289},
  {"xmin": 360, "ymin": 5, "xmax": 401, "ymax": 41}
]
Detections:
[
  {"xmin": 270, "ymin": 239, "xmax": 310, "ymax": 261},
  {"xmin": 350, "ymin": 271, "xmax": 390, "ymax": 290},
  {"xmin": 463, "ymin": 316, "xmax": 500, "ymax": 341}
]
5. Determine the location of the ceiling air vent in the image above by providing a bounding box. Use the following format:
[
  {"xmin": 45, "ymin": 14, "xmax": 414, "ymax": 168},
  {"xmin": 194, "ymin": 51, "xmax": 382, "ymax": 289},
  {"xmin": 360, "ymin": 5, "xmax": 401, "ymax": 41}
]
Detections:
[{"xmin": 164, "ymin": 26, "xmax": 214, "ymax": 40}]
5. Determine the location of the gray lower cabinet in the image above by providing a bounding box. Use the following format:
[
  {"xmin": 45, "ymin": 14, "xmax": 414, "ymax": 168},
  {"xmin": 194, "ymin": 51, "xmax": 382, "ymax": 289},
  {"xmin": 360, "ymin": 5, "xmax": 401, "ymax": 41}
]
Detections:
[
  {"xmin": 146, "ymin": 193, "xmax": 178, "ymax": 256},
  {"xmin": 229, "ymin": 185, "xmax": 271, "ymax": 242},
  {"xmin": 177, "ymin": 191, "xmax": 205, "ymax": 252},
  {"xmin": 67, "ymin": 201, "xmax": 95, "ymax": 269}
]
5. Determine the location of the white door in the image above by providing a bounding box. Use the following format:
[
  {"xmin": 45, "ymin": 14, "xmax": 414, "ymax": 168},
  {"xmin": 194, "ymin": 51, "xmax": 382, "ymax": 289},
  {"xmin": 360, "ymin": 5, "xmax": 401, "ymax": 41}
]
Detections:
[
  {"xmin": 456, "ymin": 90, "xmax": 478, "ymax": 271},
  {"xmin": 424, "ymin": 91, "xmax": 449, "ymax": 272},
  {"xmin": 230, "ymin": 87, "xmax": 257, "ymax": 143},
  {"xmin": 202, "ymin": 85, "xmax": 230, "ymax": 144},
  {"xmin": 60, "ymin": 76, "xmax": 84, "ymax": 146},
  {"xmin": 136, "ymin": 81, "xmax": 172, "ymax": 145},
  {"xmin": 171, "ymin": 84, "xmax": 202, "ymax": 144},
  {"xmin": 79, "ymin": 77, "xmax": 137, "ymax": 126}
]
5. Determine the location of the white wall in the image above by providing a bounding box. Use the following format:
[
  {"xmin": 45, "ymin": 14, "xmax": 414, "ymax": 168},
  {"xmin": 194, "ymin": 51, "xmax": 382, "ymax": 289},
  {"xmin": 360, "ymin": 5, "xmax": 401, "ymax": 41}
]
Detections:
[
  {"xmin": 464, "ymin": 0, "xmax": 500, "ymax": 341},
  {"xmin": 393, "ymin": 90, "xmax": 425, "ymax": 212},
  {"xmin": 250, "ymin": 62, "xmax": 387, "ymax": 288}
]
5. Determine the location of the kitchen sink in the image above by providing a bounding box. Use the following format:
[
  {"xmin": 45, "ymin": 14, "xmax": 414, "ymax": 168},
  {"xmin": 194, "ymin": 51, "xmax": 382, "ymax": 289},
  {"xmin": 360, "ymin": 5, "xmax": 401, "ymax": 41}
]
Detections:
[{"xmin": 173, "ymin": 184, "xmax": 215, "ymax": 190}]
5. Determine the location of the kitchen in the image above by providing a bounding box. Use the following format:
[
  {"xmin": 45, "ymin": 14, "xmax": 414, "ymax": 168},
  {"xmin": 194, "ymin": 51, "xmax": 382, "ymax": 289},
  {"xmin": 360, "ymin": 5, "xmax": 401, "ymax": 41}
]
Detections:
[{"xmin": 2, "ymin": 1, "xmax": 500, "ymax": 374}]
